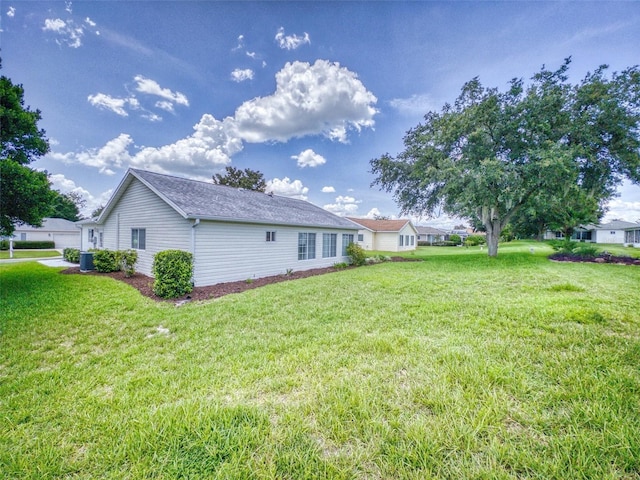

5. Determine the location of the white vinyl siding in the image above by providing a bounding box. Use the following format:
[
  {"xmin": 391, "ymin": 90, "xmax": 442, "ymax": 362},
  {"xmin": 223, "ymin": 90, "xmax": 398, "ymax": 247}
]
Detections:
[
  {"xmin": 193, "ymin": 224, "xmax": 352, "ymax": 286},
  {"xmin": 101, "ymin": 178, "xmax": 191, "ymax": 277},
  {"xmin": 98, "ymin": 177, "xmax": 357, "ymax": 286}
]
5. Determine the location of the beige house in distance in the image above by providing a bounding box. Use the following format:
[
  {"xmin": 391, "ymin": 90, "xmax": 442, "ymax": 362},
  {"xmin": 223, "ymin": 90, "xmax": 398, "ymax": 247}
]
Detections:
[{"xmin": 347, "ymin": 218, "xmax": 418, "ymax": 252}]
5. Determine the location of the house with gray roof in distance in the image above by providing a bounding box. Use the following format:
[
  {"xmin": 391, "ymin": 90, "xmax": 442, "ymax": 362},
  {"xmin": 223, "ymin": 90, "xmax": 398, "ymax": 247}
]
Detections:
[
  {"xmin": 624, "ymin": 223, "xmax": 640, "ymax": 248},
  {"xmin": 83, "ymin": 169, "xmax": 359, "ymax": 286},
  {"xmin": 10, "ymin": 217, "xmax": 80, "ymax": 249},
  {"xmin": 544, "ymin": 220, "xmax": 640, "ymax": 244},
  {"xmin": 415, "ymin": 226, "xmax": 447, "ymax": 245}
]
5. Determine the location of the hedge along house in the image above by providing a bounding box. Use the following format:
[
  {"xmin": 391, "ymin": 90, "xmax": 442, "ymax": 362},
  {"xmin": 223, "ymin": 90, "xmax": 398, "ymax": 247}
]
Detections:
[
  {"xmin": 346, "ymin": 217, "xmax": 418, "ymax": 252},
  {"xmin": 84, "ymin": 169, "xmax": 359, "ymax": 286}
]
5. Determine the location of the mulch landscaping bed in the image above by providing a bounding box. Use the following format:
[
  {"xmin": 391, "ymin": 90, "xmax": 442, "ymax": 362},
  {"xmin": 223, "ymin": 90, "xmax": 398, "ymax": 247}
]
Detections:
[
  {"xmin": 549, "ymin": 252, "xmax": 640, "ymax": 266},
  {"xmin": 60, "ymin": 256, "xmax": 419, "ymax": 303}
]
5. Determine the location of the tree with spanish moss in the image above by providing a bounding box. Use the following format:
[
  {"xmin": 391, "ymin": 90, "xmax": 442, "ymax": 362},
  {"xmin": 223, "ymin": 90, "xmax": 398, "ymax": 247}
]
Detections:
[{"xmin": 371, "ymin": 59, "xmax": 640, "ymax": 256}]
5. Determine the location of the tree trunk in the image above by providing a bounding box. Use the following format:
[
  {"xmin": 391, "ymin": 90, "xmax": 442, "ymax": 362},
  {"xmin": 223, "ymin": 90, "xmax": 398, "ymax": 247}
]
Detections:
[
  {"xmin": 486, "ymin": 226, "xmax": 500, "ymax": 257},
  {"xmin": 480, "ymin": 207, "xmax": 502, "ymax": 257}
]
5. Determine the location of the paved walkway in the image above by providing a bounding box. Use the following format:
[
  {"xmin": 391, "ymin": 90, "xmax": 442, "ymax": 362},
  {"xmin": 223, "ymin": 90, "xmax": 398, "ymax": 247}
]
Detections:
[
  {"xmin": 38, "ymin": 258, "xmax": 77, "ymax": 267},
  {"xmin": 0, "ymin": 256, "xmax": 76, "ymax": 267}
]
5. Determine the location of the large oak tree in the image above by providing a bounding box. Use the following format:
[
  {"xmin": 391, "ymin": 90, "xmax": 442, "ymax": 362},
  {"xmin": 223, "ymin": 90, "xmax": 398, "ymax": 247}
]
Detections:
[
  {"xmin": 371, "ymin": 59, "xmax": 640, "ymax": 256},
  {"xmin": 1, "ymin": 65, "xmax": 54, "ymax": 236}
]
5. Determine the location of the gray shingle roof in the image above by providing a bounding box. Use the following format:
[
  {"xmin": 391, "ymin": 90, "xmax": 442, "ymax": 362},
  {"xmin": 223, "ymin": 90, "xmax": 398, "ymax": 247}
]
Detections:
[
  {"xmin": 14, "ymin": 217, "xmax": 79, "ymax": 232},
  {"xmin": 126, "ymin": 169, "xmax": 357, "ymax": 230}
]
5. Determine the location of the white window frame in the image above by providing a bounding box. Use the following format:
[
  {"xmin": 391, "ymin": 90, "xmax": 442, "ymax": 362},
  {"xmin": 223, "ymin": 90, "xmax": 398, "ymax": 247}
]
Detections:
[
  {"xmin": 298, "ymin": 233, "xmax": 316, "ymax": 260},
  {"xmin": 131, "ymin": 228, "xmax": 146, "ymax": 250},
  {"xmin": 266, "ymin": 231, "xmax": 276, "ymax": 242},
  {"xmin": 322, "ymin": 233, "xmax": 337, "ymax": 258},
  {"xmin": 342, "ymin": 234, "xmax": 354, "ymax": 256}
]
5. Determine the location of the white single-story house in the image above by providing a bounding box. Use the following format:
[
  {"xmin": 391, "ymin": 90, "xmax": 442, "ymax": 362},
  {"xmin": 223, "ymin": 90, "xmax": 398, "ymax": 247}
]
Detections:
[
  {"xmin": 416, "ymin": 226, "xmax": 447, "ymax": 245},
  {"xmin": 624, "ymin": 224, "xmax": 640, "ymax": 248},
  {"xmin": 9, "ymin": 217, "xmax": 80, "ymax": 249},
  {"xmin": 346, "ymin": 217, "xmax": 417, "ymax": 252},
  {"xmin": 545, "ymin": 220, "xmax": 640, "ymax": 244},
  {"xmin": 81, "ymin": 169, "xmax": 359, "ymax": 286}
]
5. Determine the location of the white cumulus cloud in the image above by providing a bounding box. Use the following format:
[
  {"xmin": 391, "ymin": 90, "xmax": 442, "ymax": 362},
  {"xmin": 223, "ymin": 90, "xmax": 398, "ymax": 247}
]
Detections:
[
  {"xmin": 129, "ymin": 114, "xmax": 241, "ymax": 178},
  {"xmin": 322, "ymin": 186, "xmax": 336, "ymax": 193},
  {"xmin": 231, "ymin": 68, "xmax": 254, "ymax": 82},
  {"xmin": 7, "ymin": 6, "xmax": 16, "ymax": 18},
  {"xmin": 292, "ymin": 148, "xmax": 326, "ymax": 168},
  {"xmin": 133, "ymin": 75, "xmax": 189, "ymax": 107},
  {"xmin": 234, "ymin": 60, "xmax": 377, "ymax": 143},
  {"xmin": 49, "ymin": 173, "xmax": 113, "ymax": 217},
  {"xmin": 266, "ymin": 177, "xmax": 309, "ymax": 200},
  {"xmin": 87, "ymin": 93, "xmax": 137, "ymax": 117},
  {"xmin": 52, "ymin": 61, "xmax": 377, "ymax": 183},
  {"xmin": 323, "ymin": 195, "xmax": 361, "ymax": 216},
  {"xmin": 275, "ymin": 27, "xmax": 310, "ymax": 50}
]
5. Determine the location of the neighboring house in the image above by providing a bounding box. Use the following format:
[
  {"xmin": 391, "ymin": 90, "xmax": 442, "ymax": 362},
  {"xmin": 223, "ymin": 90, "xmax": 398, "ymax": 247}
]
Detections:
[
  {"xmin": 545, "ymin": 220, "xmax": 639, "ymax": 244},
  {"xmin": 624, "ymin": 224, "xmax": 640, "ymax": 248},
  {"xmin": 416, "ymin": 226, "xmax": 447, "ymax": 245},
  {"xmin": 346, "ymin": 217, "xmax": 417, "ymax": 252},
  {"xmin": 9, "ymin": 217, "xmax": 80, "ymax": 249},
  {"xmin": 588, "ymin": 220, "xmax": 640, "ymax": 244},
  {"xmin": 82, "ymin": 168, "xmax": 359, "ymax": 286}
]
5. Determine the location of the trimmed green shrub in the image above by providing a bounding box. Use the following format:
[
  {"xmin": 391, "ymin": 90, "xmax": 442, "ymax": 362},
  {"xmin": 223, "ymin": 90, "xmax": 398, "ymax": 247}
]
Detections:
[
  {"xmin": 449, "ymin": 234, "xmax": 462, "ymax": 245},
  {"xmin": 346, "ymin": 242, "xmax": 366, "ymax": 266},
  {"xmin": 93, "ymin": 249, "xmax": 120, "ymax": 272},
  {"xmin": 92, "ymin": 249, "xmax": 138, "ymax": 275},
  {"xmin": 152, "ymin": 250, "xmax": 193, "ymax": 299},
  {"xmin": 0, "ymin": 240, "xmax": 8, "ymax": 250},
  {"xmin": 63, "ymin": 248, "xmax": 80, "ymax": 263},
  {"xmin": 464, "ymin": 234, "xmax": 486, "ymax": 247},
  {"xmin": 119, "ymin": 250, "xmax": 138, "ymax": 277}
]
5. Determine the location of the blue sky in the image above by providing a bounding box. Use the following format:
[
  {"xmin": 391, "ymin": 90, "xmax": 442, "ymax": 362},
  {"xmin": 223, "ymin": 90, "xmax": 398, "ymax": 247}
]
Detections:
[{"xmin": 2, "ymin": 1, "xmax": 640, "ymax": 227}]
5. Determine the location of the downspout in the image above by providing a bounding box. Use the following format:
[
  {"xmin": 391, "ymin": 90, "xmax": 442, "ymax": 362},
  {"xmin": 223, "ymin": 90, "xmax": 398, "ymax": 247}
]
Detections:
[
  {"xmin": 116, "ymin": 213, "xmax": 120, "ymax": 250},
  {"xmin": 191, "ymin": 218, "xmax": 200, "ymax": 286}
]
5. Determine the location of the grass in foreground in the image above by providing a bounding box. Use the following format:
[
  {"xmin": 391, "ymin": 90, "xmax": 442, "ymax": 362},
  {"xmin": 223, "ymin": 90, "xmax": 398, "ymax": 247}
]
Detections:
[
  {"xmin": 0, "ymin": 249, "xmax": 61, "ymax": 260},
  {"xmin": 1, "ymin": 245, "xmax": 639, "ymax": 479}
]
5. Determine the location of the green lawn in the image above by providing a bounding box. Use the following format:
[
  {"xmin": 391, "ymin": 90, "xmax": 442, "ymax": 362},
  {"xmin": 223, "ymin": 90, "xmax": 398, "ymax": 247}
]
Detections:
[
  {"xmin": 0, "ymin": 249, "xmax": 61, "ymax": 260},
  {"xmin": 1, "ymin": 243, "xmax": 639, "ymax": 479}
]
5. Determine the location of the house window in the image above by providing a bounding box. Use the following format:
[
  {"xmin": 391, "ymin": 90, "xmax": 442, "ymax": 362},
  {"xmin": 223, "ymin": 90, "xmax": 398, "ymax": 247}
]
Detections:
[
  {"xmin": 20, "ymin": 233, "xmax": 27, "ymax": 241},
  {"xmin": 266, "ymin": 231, "xmax": 276, "ymax": 242},
  {"xmin": 99, "ymin": 232, "xmax": 104, "ymax": 248},
  {"xmin": 358, "ymin": 234, "xmax": 364, "ymax": 242},
  {"xmin": 405, "ymin": 235, "xmax": 410, "ymax": 245},
  {"xmin": 610, "ymin": 231, "xmax": 616, "ymax": 235},
  {"xmin": 88, "ymin": 228, "xmax": 94, "ymax": 242},
  {"xmin": 298, "ymin": 233, "xmax": 316, "ymax": 260},
  {"xmin": 131, "ymin": 228, "xmax": 146, "ymax": 250},
  {"xmin": 399, "ymin": 235, "xmax": 404, "ymax": 246},
  {"xmin": 342, "ymin": 234, "xmax": 354, "ymax": 256},
  {"xmin": 322, "ymin": 233, "xmax": 337, "ymax": 258},
  {"xmin": 410, "ymin": 235, "xmax": 415, "ymax": 246}
]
